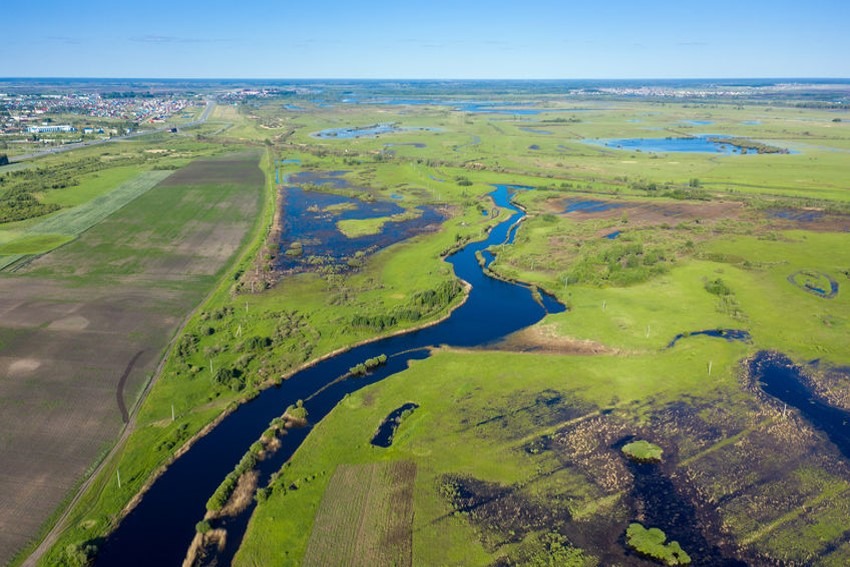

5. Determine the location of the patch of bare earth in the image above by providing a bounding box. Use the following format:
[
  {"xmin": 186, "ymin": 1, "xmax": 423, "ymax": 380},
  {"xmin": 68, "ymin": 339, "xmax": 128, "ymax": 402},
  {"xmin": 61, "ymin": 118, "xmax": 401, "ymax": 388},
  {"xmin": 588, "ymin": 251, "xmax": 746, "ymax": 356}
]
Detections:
[{"xmin": 497, "ymin": 324, "xmax": 617, "ymax": 354}]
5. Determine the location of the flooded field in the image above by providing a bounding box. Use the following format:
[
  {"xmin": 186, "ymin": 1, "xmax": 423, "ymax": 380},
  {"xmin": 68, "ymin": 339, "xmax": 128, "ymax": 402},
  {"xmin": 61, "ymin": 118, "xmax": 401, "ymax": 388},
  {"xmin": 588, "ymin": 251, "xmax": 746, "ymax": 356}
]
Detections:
[{"xmin": 276, "ymin": 172, "xmax": 443, "ymax": 272}]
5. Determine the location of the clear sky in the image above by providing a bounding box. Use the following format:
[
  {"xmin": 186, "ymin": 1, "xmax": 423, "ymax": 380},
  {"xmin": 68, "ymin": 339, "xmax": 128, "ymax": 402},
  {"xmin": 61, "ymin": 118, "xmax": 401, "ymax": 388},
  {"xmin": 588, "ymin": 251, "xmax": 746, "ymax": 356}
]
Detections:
[{"xmin": 2, "ymin": 0, "xmax": 848, "ymax": 79}]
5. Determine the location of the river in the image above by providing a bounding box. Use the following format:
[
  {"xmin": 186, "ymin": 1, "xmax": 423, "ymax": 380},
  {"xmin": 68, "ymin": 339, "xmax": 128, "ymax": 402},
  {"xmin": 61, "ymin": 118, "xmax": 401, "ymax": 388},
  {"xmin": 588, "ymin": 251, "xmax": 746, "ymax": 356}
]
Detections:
[{"xmin": 93, "ymin": 184, "xmax": 564, "ymax": 566}]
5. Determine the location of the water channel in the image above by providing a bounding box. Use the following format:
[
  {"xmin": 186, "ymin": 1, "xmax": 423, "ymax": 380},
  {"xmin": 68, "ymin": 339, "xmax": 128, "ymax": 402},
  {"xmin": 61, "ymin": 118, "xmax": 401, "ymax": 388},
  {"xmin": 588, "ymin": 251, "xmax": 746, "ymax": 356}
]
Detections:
[{"xmin": 94, "ymin": 184, "xmax": 564, "ymax": 566}]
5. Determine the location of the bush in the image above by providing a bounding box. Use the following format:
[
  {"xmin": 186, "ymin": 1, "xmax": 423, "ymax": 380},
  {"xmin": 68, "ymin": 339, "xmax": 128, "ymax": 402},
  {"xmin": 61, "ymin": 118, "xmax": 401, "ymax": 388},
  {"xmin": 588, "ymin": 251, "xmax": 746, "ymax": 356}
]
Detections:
[
  {"xmin": 196, "ymin": 520, "xmax": 212, "ymax": 534},
  {"xmin": 285, "ymin": 399, "xmax": 308, "ymax": 421},
  {"xmin": 704, "ymin": 278, "xmax": 731, "ymax": 296}
]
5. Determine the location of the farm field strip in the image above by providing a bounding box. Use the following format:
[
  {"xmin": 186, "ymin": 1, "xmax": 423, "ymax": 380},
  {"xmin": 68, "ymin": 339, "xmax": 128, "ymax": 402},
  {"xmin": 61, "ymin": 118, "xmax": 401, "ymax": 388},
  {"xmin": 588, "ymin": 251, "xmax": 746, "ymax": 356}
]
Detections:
[
  {"xmin": 302, "ymin": 461, "xmax": 416, "ymax": 567},
  {"xmin": 0, "ymin": 170, "xmax": 172, "ymax": 269}
]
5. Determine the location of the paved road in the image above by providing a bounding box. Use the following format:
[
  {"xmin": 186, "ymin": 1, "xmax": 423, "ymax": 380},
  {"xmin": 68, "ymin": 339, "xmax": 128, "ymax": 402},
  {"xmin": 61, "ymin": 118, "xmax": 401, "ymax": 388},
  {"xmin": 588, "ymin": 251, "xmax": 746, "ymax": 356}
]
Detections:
[{"xmin": 8, "ymin": 100, "xmax": 216, "ymax": 163}]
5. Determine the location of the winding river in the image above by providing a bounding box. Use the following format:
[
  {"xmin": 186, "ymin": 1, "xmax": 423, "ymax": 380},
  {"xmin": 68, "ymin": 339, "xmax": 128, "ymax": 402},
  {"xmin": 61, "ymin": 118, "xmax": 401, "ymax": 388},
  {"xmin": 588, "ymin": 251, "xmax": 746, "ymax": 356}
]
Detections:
[{"xmin": 94, "ymin": 184, "xmax": 564, "ymax": 566}]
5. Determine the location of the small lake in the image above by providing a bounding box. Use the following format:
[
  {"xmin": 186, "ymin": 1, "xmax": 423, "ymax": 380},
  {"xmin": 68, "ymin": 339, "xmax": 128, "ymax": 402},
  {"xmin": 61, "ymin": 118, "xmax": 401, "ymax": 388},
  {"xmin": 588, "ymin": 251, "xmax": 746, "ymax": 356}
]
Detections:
[
  {"xmin": 667, "ymin": 329, "xmax": 751, "ymax": 349},
  {"xmin": 311, "ymin": 123, "xmax": 438, "ymax": 139},
  {"xmin": 371, "ymin": 403, "xmax": 419, "ymax": 448},
  {"xmin": 585, "ymin": 135, "xmax": 760, "ymax": 154}
]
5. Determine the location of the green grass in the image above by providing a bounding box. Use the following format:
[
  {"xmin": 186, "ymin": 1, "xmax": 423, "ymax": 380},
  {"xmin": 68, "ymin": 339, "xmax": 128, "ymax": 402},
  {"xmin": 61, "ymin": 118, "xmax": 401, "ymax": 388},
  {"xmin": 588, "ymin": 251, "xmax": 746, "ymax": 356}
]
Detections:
[
  {"xmin": 0, "ymin": 233, "xmax": 74, "ymax": 254},
  {"xmin": 336, "ymin": 209, "xmax": 422, "ymax": 238},
  {"xmin": 0, "ymin": 170, "xmax": 172, "ymax": 270},
  {"xmin": 626, "ymin": 523, "xmax": 691, "ymax": 566},
  {"xmin": 236, "ymin": 344, "xmax": 747, "ymax": 566},
  {"xmin": 37, "ymin": 165, "xmax": 144, "ymax": 207},
  {"xmin": 622, "ymin": 440, "xmax": 663, "ymax": 463}
]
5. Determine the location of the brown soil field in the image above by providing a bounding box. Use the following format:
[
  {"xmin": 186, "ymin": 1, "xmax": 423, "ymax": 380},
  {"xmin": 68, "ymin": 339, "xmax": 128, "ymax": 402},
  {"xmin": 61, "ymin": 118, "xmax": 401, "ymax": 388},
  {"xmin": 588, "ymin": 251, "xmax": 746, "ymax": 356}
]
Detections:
[
  {"xmin": 157, "ymin": 153, "xmax": 264, "ymax": 187},
  {"xmin": 0, "ymin": 154, "xmax": 263, "ymax": 565}
]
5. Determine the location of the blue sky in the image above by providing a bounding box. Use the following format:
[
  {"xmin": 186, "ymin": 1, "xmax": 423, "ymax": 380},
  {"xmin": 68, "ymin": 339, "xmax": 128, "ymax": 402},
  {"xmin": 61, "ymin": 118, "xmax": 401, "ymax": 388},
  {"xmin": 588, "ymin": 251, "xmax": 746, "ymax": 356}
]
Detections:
[{"xmin": 2, "ymin": 0, "xmax": 848, "ymax": 79}]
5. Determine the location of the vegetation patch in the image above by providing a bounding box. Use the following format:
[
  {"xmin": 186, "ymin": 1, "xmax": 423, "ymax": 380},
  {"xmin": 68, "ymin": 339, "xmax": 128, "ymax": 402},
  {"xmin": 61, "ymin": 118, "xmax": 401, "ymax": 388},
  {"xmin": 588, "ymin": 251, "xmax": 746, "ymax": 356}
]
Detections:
[
  {"xmin": 349, "ymin": 353, "xmax": 388, "ymax": 376},
  {"xmin": 621, "ymin": 440, "xmax": 663, "ymax": 463},
  {"xmin": 625, "ymin": 522, "xmax": 691, "ymax": 565}
]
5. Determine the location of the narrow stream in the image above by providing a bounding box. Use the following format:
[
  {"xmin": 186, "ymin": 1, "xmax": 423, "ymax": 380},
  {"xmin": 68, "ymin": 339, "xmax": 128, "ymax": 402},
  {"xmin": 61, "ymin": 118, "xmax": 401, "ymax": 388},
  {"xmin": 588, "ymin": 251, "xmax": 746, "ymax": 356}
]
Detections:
[{"xmin": 94, "ymin": 184, "xmax": 564, "ymax": 566}]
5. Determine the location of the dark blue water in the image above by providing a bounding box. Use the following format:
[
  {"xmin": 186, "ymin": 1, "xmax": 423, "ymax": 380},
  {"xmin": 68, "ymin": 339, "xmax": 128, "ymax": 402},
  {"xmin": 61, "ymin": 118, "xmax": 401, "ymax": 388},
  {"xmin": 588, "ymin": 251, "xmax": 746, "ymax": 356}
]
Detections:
[
  {"xmin": 667, "ymin": 329, "xmax": 752, "ymax": 349},
  {"xmin": 769, "ymin": 209, "xmax": 825, "ymax": 222},
  {"xmin": 752, "ymin": 351, "xmax": 850, "ymax": 460},
  {"xmin": 370, "ymin": 403, "xmax": 420, "ymax": 448},
  {"xmin": 94, "ymin": 185, "xmax": 564, "ymax": 566},
  {"xmin": 604, "ymin": 230, "xmax": 621, "ymax": 239}
]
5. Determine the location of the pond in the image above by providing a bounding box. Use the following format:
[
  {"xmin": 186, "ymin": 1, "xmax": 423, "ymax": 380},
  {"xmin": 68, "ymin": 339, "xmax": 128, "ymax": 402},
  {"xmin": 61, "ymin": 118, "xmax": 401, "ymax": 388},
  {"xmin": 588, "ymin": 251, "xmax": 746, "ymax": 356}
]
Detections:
[
  {"xmin": 584, "ymin": 135, "xmax": 762, "ymax": 154},
  {"xmin": 311, "ymin": 123, "xmax": 438, "ymax": 139},
  {"xmin": 371, "ymin": 403, "xmax": 419, "ymax": 448},
  {"xmin": 93, "ymin": 184, "xmax": 565, "ymax": 566},
  {"xmin": 667, "ymin": 329, "xmax": 752, "ymax": 349},
  {"xmin": 520, "ymin": 126, "xmax": 553, "ymax": 135}
]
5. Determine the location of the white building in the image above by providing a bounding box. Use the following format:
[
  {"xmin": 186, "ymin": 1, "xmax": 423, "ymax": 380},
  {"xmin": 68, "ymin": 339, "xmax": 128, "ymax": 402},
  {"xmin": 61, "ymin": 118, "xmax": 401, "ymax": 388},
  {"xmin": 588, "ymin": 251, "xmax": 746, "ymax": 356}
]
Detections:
[{"xmin": 26, "ymin": 124, "xmax": 76, "ymax": 134}]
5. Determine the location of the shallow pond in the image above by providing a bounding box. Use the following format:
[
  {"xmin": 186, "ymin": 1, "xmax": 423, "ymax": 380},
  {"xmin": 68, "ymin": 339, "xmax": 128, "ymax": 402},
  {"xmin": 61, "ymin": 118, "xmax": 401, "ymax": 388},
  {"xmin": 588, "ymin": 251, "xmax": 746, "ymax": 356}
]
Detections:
[
  {"xmin": 623, "ymin": 455, "xmax": 746, "ymax": 566},
  {"xmin": 311, "ymin": 123, "xmax": 438, "ymax": 139},
  {"xmin": 275, "ymin": 173, "xmax": 443, "ymax": 272},
  {"xmin": 520, "ymin": 126, "xmax": 553, "ymax": 135},
  {"xmin": 667, "ymin": 329, "xmax": 752, "ymax": 349},
  {"xmin": 93, "ymin": 184, "xmax": 564, "ymax": 566},
  {"xmin": 585, "ymin": 135, "xmax": 760, "ymax": 154}
]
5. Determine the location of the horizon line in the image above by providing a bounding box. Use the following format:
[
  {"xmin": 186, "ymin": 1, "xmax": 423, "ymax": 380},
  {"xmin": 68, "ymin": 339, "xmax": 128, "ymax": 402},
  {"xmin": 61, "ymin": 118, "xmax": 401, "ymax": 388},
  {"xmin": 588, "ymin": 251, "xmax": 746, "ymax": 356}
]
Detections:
[{"xmin": 2, "ymin": 76, "xmax": 850, "ymax": 82}]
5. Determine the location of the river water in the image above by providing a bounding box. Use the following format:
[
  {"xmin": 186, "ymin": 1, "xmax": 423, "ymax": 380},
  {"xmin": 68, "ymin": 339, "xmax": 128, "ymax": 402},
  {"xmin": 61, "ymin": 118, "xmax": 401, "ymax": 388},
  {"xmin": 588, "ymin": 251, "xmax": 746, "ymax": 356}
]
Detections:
[{"xmin": 94, "ymin": 184, "xmax": 564, "ymax": 566}]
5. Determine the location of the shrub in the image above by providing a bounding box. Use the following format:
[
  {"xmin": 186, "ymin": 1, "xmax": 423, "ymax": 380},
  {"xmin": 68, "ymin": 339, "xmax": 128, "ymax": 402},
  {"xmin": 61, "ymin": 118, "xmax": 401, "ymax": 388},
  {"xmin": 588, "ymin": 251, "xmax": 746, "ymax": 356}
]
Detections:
[{"xmin": 196, "ymin": 520, "xmax": 212, "ymax": 534}]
